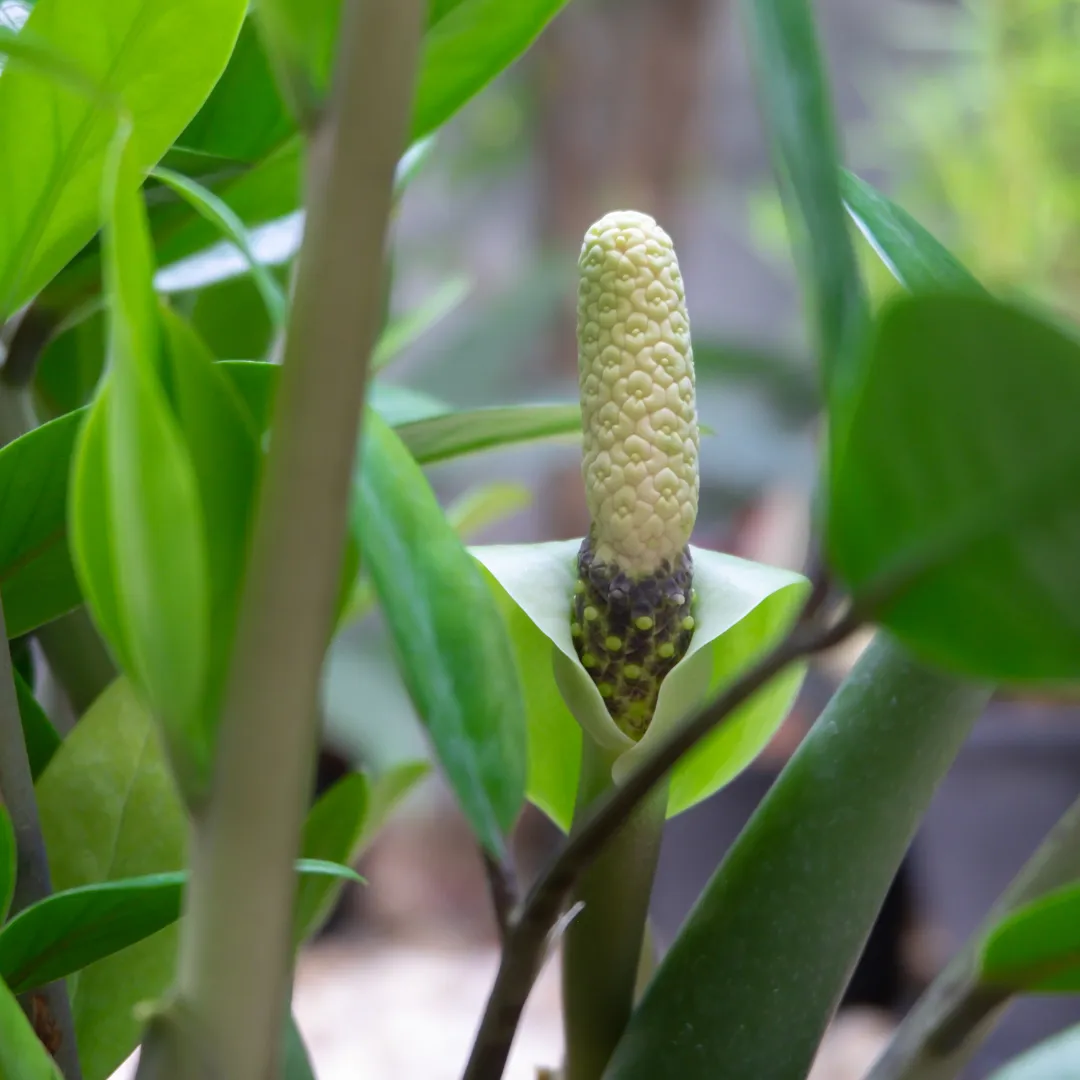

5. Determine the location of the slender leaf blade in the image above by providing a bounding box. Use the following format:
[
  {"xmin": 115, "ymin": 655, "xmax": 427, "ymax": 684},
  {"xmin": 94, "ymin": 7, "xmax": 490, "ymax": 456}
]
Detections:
[
  {"xmin": 13, "ymin": 670, "xmax": 61, "ymax": 781},
  {"xmin": 0, "ymin": 804, "xmax": 14, "ymax": 924},
  {"xmin": 353, "ymin": 413, "xmax": 526, "ymax": 856},
  {"xmin": 0, "ymin": 975, "xmax": 62, "ymax": 1079}
]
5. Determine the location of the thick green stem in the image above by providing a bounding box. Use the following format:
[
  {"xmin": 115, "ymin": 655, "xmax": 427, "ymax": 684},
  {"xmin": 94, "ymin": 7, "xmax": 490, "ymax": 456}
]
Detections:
[
  {"xmin": 562, "ymin": 740, "xmax": 667, "ymax": 1080},
  {"xmin": 604, "ymin": 635, "xmax": 992, "ymax": 1080},
  {"xmin": 153, "ymin": 3, "xmax": 424, "ymax": 1078},
  {"xmin": 867, "ymin": 789, "xmax": 1080, "ymax": 1080}
]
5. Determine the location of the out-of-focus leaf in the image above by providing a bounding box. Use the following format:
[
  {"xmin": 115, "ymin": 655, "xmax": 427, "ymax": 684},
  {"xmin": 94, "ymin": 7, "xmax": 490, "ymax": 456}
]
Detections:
[
  {"xmin": 36, "ymin": 678, "xmax": 187, "ymax": 1080},
  {"xmin": 445, "ymin": 482, "xmax": 531, "ymax": 538},
  {"xmin": 829, "ymin": 294, "xmax": 1080, "ymax": 681},
  {"xmin": 357, "ymin": 760, "xmax": 429, "ymax": 851},
  {"xmin": 692, "ymin": 339, "xmax": 819, "ymax": 423},
  {"xmin": 737, "ymin": 0, "xmax": 867, "ymax": 426},
  {"xmin": 0, "ymin": 0, "xmax": 248, "ymax": 317},
  {"xmin": 283, "ymin": 1015, "xmax": 317, "ymax": 1080},
  {"xmin": 33, "ymin": 306, "xmax": 106, "ymax": 418},
  {"xmin": 981, "ymin": 882, "xmax": 1080, "ymax": 993},
  {"xmin": 0, "ymin": 410, "xmax": 83, "ymax": 637},
  {"xmin": 151, "ymin": 167, "xmax": 288, "ymax": 328},
  {"xmin": 0, "ymin": 860, "xmax": 360, "ymax": 994},
  {"xmin": 13, "ymin": 669, "xmax": 61, "ymax": 781},
  {"xmin": 0, "ymin": 973, "xmax": 62, "ymax": 1078},
  {"xmin": 372, "ymin": 276, "xmax": 471, "ymax": 371},
  {"xmin": 841, "ymin": 171, "xmax": 986, "ymax": 296},
  {"xmin": 354, "ymin": 413, "xmax": 526, "ymax": 857}
]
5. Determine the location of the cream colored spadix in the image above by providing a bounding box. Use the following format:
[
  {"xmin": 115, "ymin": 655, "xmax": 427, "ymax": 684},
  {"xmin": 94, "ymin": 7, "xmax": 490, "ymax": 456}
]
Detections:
[{"xmin": 577, "ymin": 210, "xmax": 699, "ymax": 574}]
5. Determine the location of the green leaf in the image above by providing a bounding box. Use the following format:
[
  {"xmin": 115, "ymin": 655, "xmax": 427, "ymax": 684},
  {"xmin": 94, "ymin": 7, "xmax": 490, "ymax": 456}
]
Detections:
[
  {"xmin": 987, "ymin": 1024, "xmax": 1080, "ymax": 1079},
  {"xmin": 354, "ymin": 413, "xmax": 527, "ymax": 857},
  {"xmin": 0, "ymin": 411, "xmax": 83, "ymax": 638},
  {"xmin": 358, "ymin": 759, "xmax": 429, "ymax": 852},
  {"xmin": 737, "ymin": 0, "xmax": 867, "ymax": 421},
  {"xmin": 829, "ymin": 294, "xmax": 1080, "ymax": 681},
  {"xmin": 606, "ymin": 636, "xmax": 989, "ymax": 1080},
  {"xmin": 151, "ymin": 168, "xmax": 288, "ymax": 329},
  {"xmin": 0, "ymin": 975, "xmax": 63, "ymax": 1079},
  {"xmin": 396, "ymin": 403, "xmax": 581, "ymax": 464},
  {"xmin": 980, "ymin": 882, "xmax": 1080, "ymax": 993},
  {"xmin": 83, "ymin": 132, "xmax": 211, "ymax": 787},
  {"xmin": 0, "ymin": 860, "xmax": 361, "ymax": 995},
  {"xmin": 34, "ymin": 306, "xmax": 106, "ymax": 419},
  {"xmin": 413, "ymin": 0, "xmax": 571, "ymax": 140},
  {"xmin": 283, "ymin": 1015, "xmax": 317, "ymax": 1080},
  {"xmin": 445, "ymin": 482, "xmax": 531, "ymax": 539},
  {"xmin": 0, "ymin": 804, "xmax": 14, "ymax": 924},
  {"xmin": 13, "ymin": 669, "xmax": 61, "ymax": 781},
  {"xmin": 841, "ymin": 171, "xmax": 986, "ymax": 296},
  {"xmin": 295, "ymin": 773, "xmax": 369, "ymax": 941},
  {"xmin": 0, "ymin": 24, "xmax": 111, "ymax": 104},
  {"xmin": 0, "ymin": 0, "xmax": 248, "ymax": 317},
  {"xmin": 473, "ymin": 543, "xmax": 808, "ymax": 830},
  {"xmin": 372, "ymin": 276, "xmax": 471, "ymax": 372},
  {"xmin": 36, "ymin": 677, "xmax": 187, "ymax": 1080},
  {"xmin": 188, "ymin": 272, "xmax": 279, "ymax": 361}
]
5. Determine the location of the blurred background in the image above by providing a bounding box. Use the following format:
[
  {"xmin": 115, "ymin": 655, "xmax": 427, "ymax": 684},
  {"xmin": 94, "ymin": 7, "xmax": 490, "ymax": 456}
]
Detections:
[{"xmin": 97, "ymin": 0, "xmax": 1080, "ymax": 1075}]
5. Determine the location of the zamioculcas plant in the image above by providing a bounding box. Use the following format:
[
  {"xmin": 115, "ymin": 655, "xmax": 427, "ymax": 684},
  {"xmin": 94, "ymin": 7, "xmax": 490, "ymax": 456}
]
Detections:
[{"xmin": 2, "ymin": 0, "xmax": 1080, "ymax": 1079}]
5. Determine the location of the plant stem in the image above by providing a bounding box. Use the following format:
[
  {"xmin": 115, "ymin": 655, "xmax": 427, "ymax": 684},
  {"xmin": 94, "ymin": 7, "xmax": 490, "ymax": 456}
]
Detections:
[
  {"xmin": 561, "ymin": 739, "xmax": 667, "ymax": 1080},
  {"xmin": 867, "ymin": 789, "xmax": 1080, "ymax": 1080},
  {"xmin": 461, "ymin": 606, "xmax": 856, "ymax": 1080},
  {"xmin": 482, "ymin": 850, "xmax": 519, "ymax": 946},
  {"xmin": 0, "ymin": 596, "xmax": 81, "ymax": 1078},
  {"xmin": 158, "ymin": 3, "xmax": 423, "ymax": 1078},
  {"xmin": 34, "ymin": 611, "xmax": 117, "ymax": 717}
]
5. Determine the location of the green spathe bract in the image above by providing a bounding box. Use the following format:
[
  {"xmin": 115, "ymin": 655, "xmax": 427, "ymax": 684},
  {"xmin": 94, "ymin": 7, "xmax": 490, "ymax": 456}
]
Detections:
[{"xmin": 474, "ymin": 540, "xmax": 808, "ymax": 830}]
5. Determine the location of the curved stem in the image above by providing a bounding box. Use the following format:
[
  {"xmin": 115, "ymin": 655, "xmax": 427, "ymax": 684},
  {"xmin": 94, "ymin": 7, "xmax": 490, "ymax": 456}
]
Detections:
[{"xmin": 562, "ymin": 739, "xmax": 667, "ymax": 1080}]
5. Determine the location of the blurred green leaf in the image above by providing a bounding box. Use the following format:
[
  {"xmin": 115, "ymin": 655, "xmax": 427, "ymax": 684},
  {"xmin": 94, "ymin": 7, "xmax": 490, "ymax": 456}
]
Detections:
[
  {"xmin": 829, "ymin": 294, "xmax": 1080, "ymax": 681},
  {"xmin": 283, "ymin": 1015, "xmax": 318, "ymax": 1080},
  {"xmin": 372, "ymin": 276, "xmax": 472, "ymax": 372},
  {"xmin": 354, "ymin": 413, "xmax": 526, "ymax": 857},
  {"xmin": 0, "ymin": 973, "xmax": 63, "ymax": 1079},
  {"xmin": 295, "ymin": 773, "xmax": 369, "ymax": 941},
  {"xmin": 987, "ymin": 1023, "xmax": 1080, "ymax": 1079},
  {"xmin": 0, "ymin": 410, "xmax": 83, "ymax": 638},
  {"xmin": 189, "ymin": 272, "xmax": 278, "ymax": 361},
  {"xmin": 738, "ymin": 0, "xmax": 867, "ymax": 424},
  {"xmin": 73, "ymin": 132, "xmax": 211, "ymax": 790},
  {"xmin": 0, "ymin": 0, "xmax": 248, "ymax": 318},
  {"xmin": 841, "ymin": 171, "xmax": 986, "ymax": 296},
  {"xmin": 358, "ymin": 760, "xmax": 429, "ymax": 851},
  {"xmin": 0, "ymin": 24, "xmax": 110, "ymax": 103},
  {"xmin": 397, "ymin": 403, "xmax": 580, "ymax": 464},
  {"xmin": 414, "ymin": 0, "xmax": 571, "ymax": 140},
  {"xmin": 981, "ymin": 882, "xmax": 1080, "ymax": 993},
  {"xmin": 0, "ymin": 860, "xmax": 360, "ymax": 995},
  {"xmin": 34, "ymin": 306, "xmax": 106, "ymax": 419},
  {"xmin": 475, "ymin": 544, "xmax": 807, "ymax": 830},
  {"xmin": 0, "ymin": 804, "xmax": 14, "ymax": 925},
  {"xmin": 151, "ymin": 167, "xmax": 288, "ymax": 328},
  {"xmin": 445, "ymin": 481, "xmax": 531, "ymax": 538},
  {"xmin": 606, "ymin": 637, "xmax": 989, "ymax": 1080},
  {"xmin": 37, "ymin": 677, "xmax": 187, "ymax": 1080},
  {"xmin": 13, "ymin": 669, "xmax": 61, "ymax": 781}
]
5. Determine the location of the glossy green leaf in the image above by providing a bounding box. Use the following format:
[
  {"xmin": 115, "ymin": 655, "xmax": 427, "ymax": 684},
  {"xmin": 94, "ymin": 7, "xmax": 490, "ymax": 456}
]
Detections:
[
  {"xmin": 981, "ymin": 882, "xmax": 1080, "ymax": 993},
  {"xmin": 13, "ymin": 669, "xmax": 61, "ymax": 781},
  {"xmin": 413, "ymin": 0, "xmax": 571, "ymax": 139},
  {"xmin": 829, "ymin": 294, "xmax": 1080, "ymax": 681},
  {"xmin": 0, "ymin": 975, "xmax": 63, "ymax": 1079},
  {"xmin": 841, "ymin": 171, "xmax": 986, "ymax": 296},
  {"xmin": 473, "ymin": 542, "xmax": 808, "ymax": 830},
  {"xmin": 0, "ymin": 804, "xmax": 14, "ymax": 924},
  {"xmin": 607, "ymin": 636, "xmax": 989, "ymax": 1080},
  {"xmin": 188, "ymin": 272, "xmax": 279, "ymax": 361},
  {"xmin": 737, "ymin": 0, "xmax": 867, "ymax": 421},
  {"xmin": 34, "ymin": 306, "xmax": 106, "ymax": 419},
  {"xmin": 372, "ymin": 276, "xmax": 471, "ymax": 372},
  {"xmin": 157, "ymin": 308, "xmax": 261, "ymax": 745},
  {"xmin": 397, "ymin": 403, "xmax": 580, "ymax": 464},
  {"xmin": 358, "ymin": 759, "xmax": 429, "ymax": 851},
  {"xmin": 151, "ymin": 168, "xmax": 288, "ymax": 328},
  {"xmin": 82, "ymin": 133, "xmax": 211, "ymax": 789},
  {"xmin": 987, "ymin": 1024, "xmax": 1080, "ymax": 1079},
  {"xmin": 295, "ymin": 773, "xmax": 369, "ymax": 941},
  {"xmin": 0, "ymin": 860, "xmax": 361, "ymax": 995},
  {"xmin": 0, "ymin": 24, "xmax": 110, "ymax": 103},
  {"xmin": 36, "ymin": 677, "xmax": 187, "ymax": 1080},
  {"xmin": 354, "ymin": 413, "xmax": 527, "ymax": 857},
  {"xmin": 0, "ymin": 0, "xmax": 248, "ymax": 317},
  {"xmin": 0, "ymin": 410, "xmax": 83, "ymax": 638}
]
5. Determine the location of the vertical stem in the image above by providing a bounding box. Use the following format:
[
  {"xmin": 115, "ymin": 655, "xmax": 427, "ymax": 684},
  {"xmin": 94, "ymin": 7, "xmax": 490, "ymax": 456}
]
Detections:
[
  {"xmin": 0, "ymin": 596, "xmax": 81, "ymax": 1079},
  {"xmin": 562, "ymin": 739, "xmax": 667, "ymax": 1080},
  {"xmin": 164, "ymin": 3, "xmax": 424, "ymax": 1079}
]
